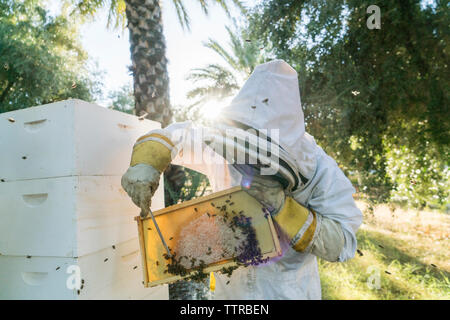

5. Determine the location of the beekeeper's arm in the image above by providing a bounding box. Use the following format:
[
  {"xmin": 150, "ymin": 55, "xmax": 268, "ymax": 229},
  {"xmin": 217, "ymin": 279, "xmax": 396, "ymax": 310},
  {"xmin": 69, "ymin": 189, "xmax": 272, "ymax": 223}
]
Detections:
[
  {"xmin": 244, "ymin": 150, "xmax": 362, "ymax": 262},
  {"xmin": 121, "ymin": 121, "xmax": 223, "ymax": 216},
  {"xmin": 305, "ymin": 149, "xmax": 363, "ymax": 261}
]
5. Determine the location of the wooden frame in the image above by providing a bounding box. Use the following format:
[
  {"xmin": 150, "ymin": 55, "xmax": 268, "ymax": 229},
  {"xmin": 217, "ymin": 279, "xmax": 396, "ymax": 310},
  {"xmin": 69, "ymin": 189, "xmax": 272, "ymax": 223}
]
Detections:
[{"xmin": 135, "ymin": 186, "xmax": 282, "ymax": 287}]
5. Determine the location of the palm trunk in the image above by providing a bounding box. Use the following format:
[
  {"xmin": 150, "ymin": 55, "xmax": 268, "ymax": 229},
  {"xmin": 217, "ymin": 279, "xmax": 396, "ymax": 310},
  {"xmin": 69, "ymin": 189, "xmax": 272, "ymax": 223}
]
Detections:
[
  {"xmin": 125, "ymin": 0, "xmax": 172, "ymax": 127},
  {"xmin": 125, "ymin": 0, "xmax": 207, "ymax": 300}
]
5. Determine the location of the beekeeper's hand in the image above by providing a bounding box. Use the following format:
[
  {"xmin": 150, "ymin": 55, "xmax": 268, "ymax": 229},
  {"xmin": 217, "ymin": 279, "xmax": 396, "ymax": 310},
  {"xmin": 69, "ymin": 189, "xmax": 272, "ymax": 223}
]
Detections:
[
  {"xmin": 121, "ymin": 164, "xmax": 160, "ymax": 217},
  {"xmin": 241, "ymin": 174, "xmax": 286, "ymax": 215}
]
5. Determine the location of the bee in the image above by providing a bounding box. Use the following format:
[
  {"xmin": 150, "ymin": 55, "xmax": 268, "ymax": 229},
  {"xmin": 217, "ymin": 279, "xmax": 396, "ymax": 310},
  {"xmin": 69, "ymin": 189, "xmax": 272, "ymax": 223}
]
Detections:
[
  {"xmin": 77, "ymin": 290, "xmax": 80, "ymax": 295},
  {"xmin": 229, "ymin": 202, "xmax": 234, "ymax": 206},
  {"xmin": 169, "ymin": 237, "xmax": 173, "ymax": 240},
  {"xmin": 385, "ymin": 271, "xmax": 391, "ymax": 275},
  {"xmin": 81, "ymin": 279, "xmax": 85, "ymax": 284},
  {"xmin": 112, "ymin": 245, "xmax": 116, "ymax": 249},
  {"xmin": 262, "ymin": 98, "xmax": 269, "ymax": 103},
  {"xmin": 133, "ymin": 266, "xmax": 138, "ymax": 270},
  {"xmin": 207, "ymin": 212, "xmax": 211, "ymax": 217},
  {"xmin": 55, "ymin": 267, "xmax": 60, "ymax": 271},
  {"xmin": 156, "ymin": 261, "xmax": 159, "ymax": 266},
  {"xmin": 225, "ymin": 200, "xmax": 230, "ymax": 203},
  {"xmin": 357, "ymin": 249, "xmax": 363, "ymax": 256},
  {"xmin": 26, "ymin": 255, "xmax": 31, "ymax": 259},
  {"xmin": 147, "ymin": 227, "xmax": 152, "ymax": 230},
  {"xmin": 226, "ymin": 280, "xmax": 230, "ymax": 285},
  {"xmin": 378, "ymin": 244, "xmax": 384, "ymax": 248},
  {"xmin": 211, "ymin": 203, "xmax": 215, "ymax": 207},
  {"xmin": 431, "ymin": 264, "xmax": 437, "ymax": 267},
  {"xmin": 104, "ymin": 258, "xmax": 108, "ymax": 262},
  {"xmin": 194, "ymin": 208, "xmax": 198, "ymax": 212}
]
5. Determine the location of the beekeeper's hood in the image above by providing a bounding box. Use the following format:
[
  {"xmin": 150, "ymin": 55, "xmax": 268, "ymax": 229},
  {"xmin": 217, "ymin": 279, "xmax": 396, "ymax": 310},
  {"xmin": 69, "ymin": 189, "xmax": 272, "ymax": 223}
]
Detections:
[{"xmin": 218, "ymin": 59, "xmax": 318, "ymax": 190}]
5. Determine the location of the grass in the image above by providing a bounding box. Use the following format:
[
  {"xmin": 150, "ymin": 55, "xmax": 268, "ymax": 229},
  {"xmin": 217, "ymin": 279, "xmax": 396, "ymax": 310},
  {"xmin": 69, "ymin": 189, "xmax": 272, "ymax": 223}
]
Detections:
[{"xmin": 319, "ymin": 200, "xmax": 450, "ymax": 300}]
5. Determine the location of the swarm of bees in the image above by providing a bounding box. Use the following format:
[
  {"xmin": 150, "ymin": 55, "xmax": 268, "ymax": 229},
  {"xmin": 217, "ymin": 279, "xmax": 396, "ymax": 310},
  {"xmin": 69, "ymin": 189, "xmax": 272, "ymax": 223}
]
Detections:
[{"xmin": 157, "ymin": 194, "xmax": 268, "ymax": 283}]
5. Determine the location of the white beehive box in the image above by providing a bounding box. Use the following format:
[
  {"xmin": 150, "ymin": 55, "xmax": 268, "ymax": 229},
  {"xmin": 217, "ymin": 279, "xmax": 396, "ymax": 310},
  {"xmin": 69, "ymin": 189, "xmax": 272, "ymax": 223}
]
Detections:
[
  {"xmin": 0, "ymin": 175, "xmax": 164, "ymax": 257},
  {"xmin": 0, "ymin": 238, "xmax": 168, "ymax": 300},
  {"xmin": 0, "ymin": 99, "xmax": 156, "ymax": 181},
  {"xmin": 0, "ymin": 100, "xmax": 168, "ymax": 299}
]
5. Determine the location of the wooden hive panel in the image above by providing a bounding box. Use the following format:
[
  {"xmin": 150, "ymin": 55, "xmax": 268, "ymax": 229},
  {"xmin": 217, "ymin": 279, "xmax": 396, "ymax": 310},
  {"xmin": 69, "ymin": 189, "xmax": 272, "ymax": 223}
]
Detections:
[{"xmin": 136, "ymin": 186, "xmax": 281, "ymax": 287}]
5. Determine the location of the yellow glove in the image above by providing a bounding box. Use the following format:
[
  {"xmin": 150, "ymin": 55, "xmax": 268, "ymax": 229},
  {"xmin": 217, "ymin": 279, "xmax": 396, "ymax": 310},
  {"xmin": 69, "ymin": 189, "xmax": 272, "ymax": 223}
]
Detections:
[
  {"xmin": 121, "ymin": 133, "xmax": 175, "ymax": 217},
  {"xmin": 242, "ymin": 174, "xmax": 317, "ymax": 252}
]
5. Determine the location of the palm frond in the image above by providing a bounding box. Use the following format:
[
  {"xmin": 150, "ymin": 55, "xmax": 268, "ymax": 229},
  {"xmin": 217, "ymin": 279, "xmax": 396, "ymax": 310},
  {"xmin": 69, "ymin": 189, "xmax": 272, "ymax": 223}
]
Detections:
[
  {"xmin": 186, "ymin": 64, "xmax": 239, "ymax": 104},
  {"xmin": 172, "ymin": 0, "xmax": 191, "ymax": 30},
  {"xmin": 203, "ymin": 38, "xmax": 239, "ymax": 71}
]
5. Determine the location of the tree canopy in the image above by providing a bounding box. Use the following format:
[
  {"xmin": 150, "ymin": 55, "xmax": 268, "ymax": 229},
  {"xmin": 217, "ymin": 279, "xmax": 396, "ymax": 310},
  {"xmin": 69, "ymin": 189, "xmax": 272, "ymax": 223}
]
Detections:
[
  {"xmin": 245, "ymin": 0, "xmax": 449, "ymax": 209},
  {"xmin": 0, "ymin": 0, "xmax": 101, "ymax": 113}
]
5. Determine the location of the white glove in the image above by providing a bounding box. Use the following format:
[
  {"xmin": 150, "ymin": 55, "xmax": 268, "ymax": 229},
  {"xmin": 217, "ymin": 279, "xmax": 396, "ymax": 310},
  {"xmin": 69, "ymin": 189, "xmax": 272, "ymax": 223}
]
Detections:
[
  {"xmin": 242, "ymin": 171, "xmax": 345, "ymax": 262},
  {"xmin": 310, "ymin": 216, "xmax": 345, "ymax": 262},
  {"xmin": 241, "ymin": 174, "xmax": 285, "ymax": 215},
  {"xmin": 121, "ymin": 163, "xmax": 161, "ymax": 217}
]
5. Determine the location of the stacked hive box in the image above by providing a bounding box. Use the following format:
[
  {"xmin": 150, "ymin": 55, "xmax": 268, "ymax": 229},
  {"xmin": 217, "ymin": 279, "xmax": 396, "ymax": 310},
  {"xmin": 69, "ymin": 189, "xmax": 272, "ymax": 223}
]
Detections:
[{"xmin": 0, "ymin": 99, "xmax": 168, "ymax": 299}]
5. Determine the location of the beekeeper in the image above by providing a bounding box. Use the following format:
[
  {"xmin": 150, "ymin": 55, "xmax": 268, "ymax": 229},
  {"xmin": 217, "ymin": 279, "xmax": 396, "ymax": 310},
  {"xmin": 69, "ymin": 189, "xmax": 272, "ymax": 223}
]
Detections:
[{"xmin": 121, "ymin": 59, "xmax": 363, "ymax": 299}]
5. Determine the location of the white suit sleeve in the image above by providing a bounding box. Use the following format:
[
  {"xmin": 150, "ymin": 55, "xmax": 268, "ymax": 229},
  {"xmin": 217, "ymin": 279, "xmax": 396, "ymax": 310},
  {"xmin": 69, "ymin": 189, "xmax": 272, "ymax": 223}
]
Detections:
[
  {"xmin": 138, "ymin": 121, "xmax": 236, "ymax": 191},
  {"xmin": 307, "ymin": 149, "xmax": 363, "ymax": 262}
]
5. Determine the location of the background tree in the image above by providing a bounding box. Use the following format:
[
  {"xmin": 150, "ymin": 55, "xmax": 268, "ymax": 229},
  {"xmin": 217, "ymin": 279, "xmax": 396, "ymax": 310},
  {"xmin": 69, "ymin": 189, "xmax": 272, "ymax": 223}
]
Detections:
[
  {"xmin": 185, "ymin": 24, "xmax": 267, "ymax": 119},
  {"xmin": 0, "ymin": 0, "xmax": 101, "ymax": 113},
  {"xmin": 248, "ymin": 0, "xmax": 449, "ymax": 209},
  {"xmin": 108, "ymin": 83, "xmax": 134, "ymax": 114},
  {"xmin": 68, "ymin": 0, "xmax": 243, "ymax": 127}
]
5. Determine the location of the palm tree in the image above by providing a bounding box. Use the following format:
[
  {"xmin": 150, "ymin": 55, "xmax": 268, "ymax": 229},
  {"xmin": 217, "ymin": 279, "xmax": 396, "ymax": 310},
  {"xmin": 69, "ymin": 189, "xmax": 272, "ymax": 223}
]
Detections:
[
  {"xmin": 66, "ymin": 0, "xmax": 244, "ymax": 301},
  {"xmin": 186, "ymin": 24, "xmax": 268, "ymax": 113},
  {"xmin": 68, "ymin": 0, "xmax": 243, "ymax": 127},
  {"xmin": 186, "ymin": 63, "xmax": 239, "ymax": 108}
]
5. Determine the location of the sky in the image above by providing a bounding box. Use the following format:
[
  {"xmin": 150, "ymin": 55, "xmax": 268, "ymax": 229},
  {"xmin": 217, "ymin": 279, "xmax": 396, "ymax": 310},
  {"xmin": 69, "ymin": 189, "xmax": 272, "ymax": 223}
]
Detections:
[{"xmin": 71, "ymin": 0, "xmax": 256, "ymax": 107}]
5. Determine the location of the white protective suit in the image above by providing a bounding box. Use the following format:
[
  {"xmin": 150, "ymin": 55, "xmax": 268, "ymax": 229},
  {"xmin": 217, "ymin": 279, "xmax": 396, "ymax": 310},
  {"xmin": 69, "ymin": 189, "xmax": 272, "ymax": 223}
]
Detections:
[{"xmin": 125, "ymin": 60, "xmax": 362, "ymax": 299}]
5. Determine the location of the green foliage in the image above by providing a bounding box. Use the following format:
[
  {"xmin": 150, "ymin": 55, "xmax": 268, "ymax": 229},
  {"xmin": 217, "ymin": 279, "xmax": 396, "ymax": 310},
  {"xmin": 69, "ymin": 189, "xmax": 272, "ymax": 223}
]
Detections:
[
  {"xmin": 108, "ymin": 83, "xmax": 134, "ymax": 114},
  {"xmin": 247, "ymin": 0, "xmax": 449, "ymax": 209},
  {"xmin": 186, "ymin": 24, "xmax": 268, "ymax": 121},
  {"xmin": 319, "ymin": 202, "xmax": 450, "ymax": 300},
  {"xmin": 383, "ymin": 119, "xmax": 449, "ymax": 210},
  {"xmin": 66, "ymin": 0, "xmax": 244, "ymax": 31},
  {"xmin": 0, "ymin": 0, "xmax": 102, "ymax": 113},
  {"xmin": 186, "ymin": 64, "xmax": 239, "ymax": 108},
  {"xmin": 164, "ymin": 166, "xmax": 211, "ymax": 206}
]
